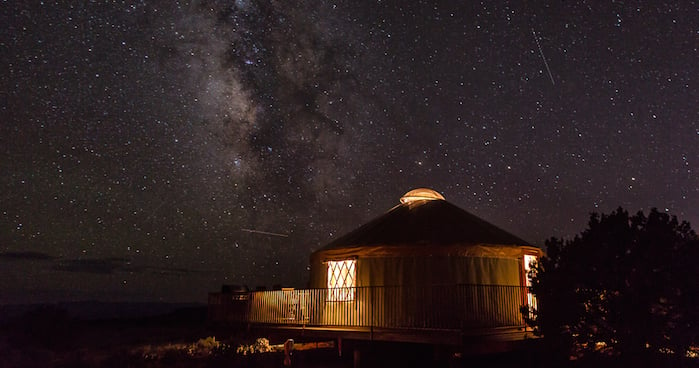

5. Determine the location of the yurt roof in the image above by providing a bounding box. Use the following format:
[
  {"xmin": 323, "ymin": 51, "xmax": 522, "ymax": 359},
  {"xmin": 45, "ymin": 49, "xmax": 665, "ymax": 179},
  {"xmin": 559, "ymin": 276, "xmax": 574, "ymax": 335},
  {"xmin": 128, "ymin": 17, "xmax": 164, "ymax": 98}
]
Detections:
[{"xmin": 316, "ymin": 188, "xmax": 531, "ymax": 255}]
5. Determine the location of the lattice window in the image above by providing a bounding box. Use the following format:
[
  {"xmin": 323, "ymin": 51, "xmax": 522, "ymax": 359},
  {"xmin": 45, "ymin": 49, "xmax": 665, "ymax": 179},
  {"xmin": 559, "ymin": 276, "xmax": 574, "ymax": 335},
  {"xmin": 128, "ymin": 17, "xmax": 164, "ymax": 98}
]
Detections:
[{"xmin": 326, "ymin": 260, "xmax": 356, "ymax": 301}]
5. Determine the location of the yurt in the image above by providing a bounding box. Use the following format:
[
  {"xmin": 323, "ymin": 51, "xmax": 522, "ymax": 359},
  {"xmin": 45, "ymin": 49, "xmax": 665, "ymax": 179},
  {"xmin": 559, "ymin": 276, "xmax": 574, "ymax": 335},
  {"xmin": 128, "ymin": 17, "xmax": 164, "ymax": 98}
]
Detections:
[{"xmin": 308, "ymin": 188, "xmax": 542, "ymax": 329}]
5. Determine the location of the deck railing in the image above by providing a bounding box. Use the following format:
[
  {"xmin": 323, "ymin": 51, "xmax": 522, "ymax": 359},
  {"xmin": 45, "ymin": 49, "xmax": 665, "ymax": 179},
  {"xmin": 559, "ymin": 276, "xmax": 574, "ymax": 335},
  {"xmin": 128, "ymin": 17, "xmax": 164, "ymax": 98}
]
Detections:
[{"xmin": 209, "ymin": 284, "xmax": 528, "ymax": 331}]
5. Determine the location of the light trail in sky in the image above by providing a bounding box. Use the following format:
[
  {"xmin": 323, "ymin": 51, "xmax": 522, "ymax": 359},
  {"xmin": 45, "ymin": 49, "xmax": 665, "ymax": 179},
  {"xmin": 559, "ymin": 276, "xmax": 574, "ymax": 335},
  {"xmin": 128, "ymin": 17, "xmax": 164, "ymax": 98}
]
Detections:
[
  {"xmin": 241, "ymin": 228, "xmax": 289, "ymax": 237},
  {"xmin": 532, "ymin": 28, "xmax": 555, "ymax": 85}
]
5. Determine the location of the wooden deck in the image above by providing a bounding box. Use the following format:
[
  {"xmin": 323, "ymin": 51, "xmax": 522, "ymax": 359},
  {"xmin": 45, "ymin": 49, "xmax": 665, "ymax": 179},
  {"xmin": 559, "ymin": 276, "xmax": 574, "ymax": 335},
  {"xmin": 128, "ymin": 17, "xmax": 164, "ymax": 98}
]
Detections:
[
  {"xmin": 209, "ymin": 284, "xmax": 538, "ymax": 349},
  {"xmin": 247, "ymin": 324, "xmax": 535, "ymax": 346}
]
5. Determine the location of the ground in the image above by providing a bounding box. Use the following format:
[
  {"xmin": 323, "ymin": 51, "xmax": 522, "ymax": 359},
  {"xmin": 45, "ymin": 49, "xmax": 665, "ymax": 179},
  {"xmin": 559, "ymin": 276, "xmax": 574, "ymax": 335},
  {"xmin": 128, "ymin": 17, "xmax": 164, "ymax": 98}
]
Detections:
[{"xmin": 0, "ymin": 308, "xmax": 693, "ymax": 368}]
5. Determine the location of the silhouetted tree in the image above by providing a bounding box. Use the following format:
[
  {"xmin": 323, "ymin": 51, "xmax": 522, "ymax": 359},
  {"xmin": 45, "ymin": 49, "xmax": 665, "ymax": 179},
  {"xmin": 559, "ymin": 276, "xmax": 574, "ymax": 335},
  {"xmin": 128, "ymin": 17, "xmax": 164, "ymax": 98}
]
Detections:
[{"xmin": 527, "ymin": 208, "xmax": 698, "ymax": 363}]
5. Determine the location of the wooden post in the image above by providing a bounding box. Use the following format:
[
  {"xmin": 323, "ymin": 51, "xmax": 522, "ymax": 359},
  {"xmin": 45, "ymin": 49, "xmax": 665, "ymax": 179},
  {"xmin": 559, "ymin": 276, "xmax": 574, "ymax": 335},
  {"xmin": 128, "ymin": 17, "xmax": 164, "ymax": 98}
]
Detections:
[
  {"xmin": 283, "ymin": 339, "xmax": 294, "ymax": 366},
  {"xmin": 353, "ymin": 347, "xmax": 362, "ymax": 368}
]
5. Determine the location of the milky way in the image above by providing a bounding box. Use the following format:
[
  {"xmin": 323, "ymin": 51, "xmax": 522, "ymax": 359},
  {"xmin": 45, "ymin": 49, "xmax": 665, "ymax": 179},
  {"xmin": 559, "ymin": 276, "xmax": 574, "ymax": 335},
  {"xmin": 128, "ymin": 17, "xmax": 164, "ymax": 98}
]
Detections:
[{"xmin": 1, "ymin": 1, "xmax": 697, "ymax": 303}]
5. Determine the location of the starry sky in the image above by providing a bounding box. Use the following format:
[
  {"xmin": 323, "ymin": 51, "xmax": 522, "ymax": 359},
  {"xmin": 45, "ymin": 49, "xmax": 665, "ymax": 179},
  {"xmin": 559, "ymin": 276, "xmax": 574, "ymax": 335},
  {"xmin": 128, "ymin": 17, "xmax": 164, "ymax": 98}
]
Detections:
[{"xmin": 1, "ymin": 1, "xmax": 697, "ymax": 304}]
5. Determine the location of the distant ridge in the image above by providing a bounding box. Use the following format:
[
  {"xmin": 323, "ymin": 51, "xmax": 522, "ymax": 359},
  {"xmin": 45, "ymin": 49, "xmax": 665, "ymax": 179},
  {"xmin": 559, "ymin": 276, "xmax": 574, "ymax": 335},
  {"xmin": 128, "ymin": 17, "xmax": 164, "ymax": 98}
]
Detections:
[{"xmin": 0, "ymin": 301, "xmax": 205, "ymax": 324}]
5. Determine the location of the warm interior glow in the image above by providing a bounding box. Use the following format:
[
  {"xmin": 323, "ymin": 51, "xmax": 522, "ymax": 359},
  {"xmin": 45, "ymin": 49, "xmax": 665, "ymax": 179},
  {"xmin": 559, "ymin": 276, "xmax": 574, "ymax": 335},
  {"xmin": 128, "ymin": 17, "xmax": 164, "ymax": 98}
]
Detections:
[
  {"xmin": 399, "ymin": 188, "xmax": 445, "ymax": 204},
  {"xmin": 524, "ymin": 254, "xmax": 538, "ymax": 312},
  {"xmin": 327, "ymin": 260, "xmax": 356, "ymax": 301}
]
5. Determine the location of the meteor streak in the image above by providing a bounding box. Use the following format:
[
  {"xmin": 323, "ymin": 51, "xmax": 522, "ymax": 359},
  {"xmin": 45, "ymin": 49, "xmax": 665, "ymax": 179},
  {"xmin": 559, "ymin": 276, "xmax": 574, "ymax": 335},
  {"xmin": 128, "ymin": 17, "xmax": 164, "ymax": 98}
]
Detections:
[
  {"xmin": 532, "ymin": 28, "xmax": 555, "ymax": 85},
  {"xmin": 241, "ymin": 228, "xmax": 289, "ymax": 237}
]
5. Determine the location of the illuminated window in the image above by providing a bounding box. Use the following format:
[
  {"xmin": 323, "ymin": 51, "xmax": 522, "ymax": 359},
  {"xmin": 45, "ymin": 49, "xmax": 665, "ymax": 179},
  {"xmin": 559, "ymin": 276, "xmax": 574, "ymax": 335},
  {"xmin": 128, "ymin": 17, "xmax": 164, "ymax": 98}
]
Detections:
[
  {"xmin": 327, "ymin": 259, "xmax": 356, "ymax": 301},
  {"xmin": 524, "ymin": 254, "xmax": 538, "ymax": 313}
]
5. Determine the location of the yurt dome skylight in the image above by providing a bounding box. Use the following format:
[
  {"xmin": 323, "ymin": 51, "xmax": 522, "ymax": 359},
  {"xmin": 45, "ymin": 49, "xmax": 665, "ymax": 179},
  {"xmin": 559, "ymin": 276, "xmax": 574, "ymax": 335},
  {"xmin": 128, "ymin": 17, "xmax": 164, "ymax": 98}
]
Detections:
[{"xmin": 399, "ymin": 188, "xmax": 445, "ymax": 204}]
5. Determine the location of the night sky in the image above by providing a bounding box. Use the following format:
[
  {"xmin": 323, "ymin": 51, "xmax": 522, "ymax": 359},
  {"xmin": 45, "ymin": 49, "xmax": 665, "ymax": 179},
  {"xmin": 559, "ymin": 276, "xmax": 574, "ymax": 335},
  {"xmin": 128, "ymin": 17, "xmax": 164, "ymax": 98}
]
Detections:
[{"xmin": 1, "ymin": 1, "xmax": 697, "ymax": 304}]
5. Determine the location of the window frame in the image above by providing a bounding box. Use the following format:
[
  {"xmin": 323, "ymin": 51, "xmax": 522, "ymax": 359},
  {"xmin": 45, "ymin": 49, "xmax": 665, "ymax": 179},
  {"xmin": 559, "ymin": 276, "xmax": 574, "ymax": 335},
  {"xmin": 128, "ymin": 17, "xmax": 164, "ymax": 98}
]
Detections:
[
  {"xmin": 325, "ymin": 259, "xmax": 357, "ymax": 302},
  {"xmin": 523, "ymin": 253, "xmax": 538, "ymax": 314}
]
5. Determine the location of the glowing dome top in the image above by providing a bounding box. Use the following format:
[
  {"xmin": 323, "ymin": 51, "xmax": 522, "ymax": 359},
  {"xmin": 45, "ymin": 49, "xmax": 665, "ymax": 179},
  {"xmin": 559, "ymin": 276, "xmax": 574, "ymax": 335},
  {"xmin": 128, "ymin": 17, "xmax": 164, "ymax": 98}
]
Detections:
[{"xmin": 399, "ymin": 188, "xmax": 445, "ymax": 204}]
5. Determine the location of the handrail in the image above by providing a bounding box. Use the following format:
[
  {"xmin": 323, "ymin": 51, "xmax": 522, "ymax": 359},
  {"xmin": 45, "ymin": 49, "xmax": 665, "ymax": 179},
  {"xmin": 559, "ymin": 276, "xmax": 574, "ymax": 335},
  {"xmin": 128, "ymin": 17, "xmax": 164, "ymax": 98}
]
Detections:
[{"xmin": 209, "ymin": 284, "xmax": 528, "ymax": 330}]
